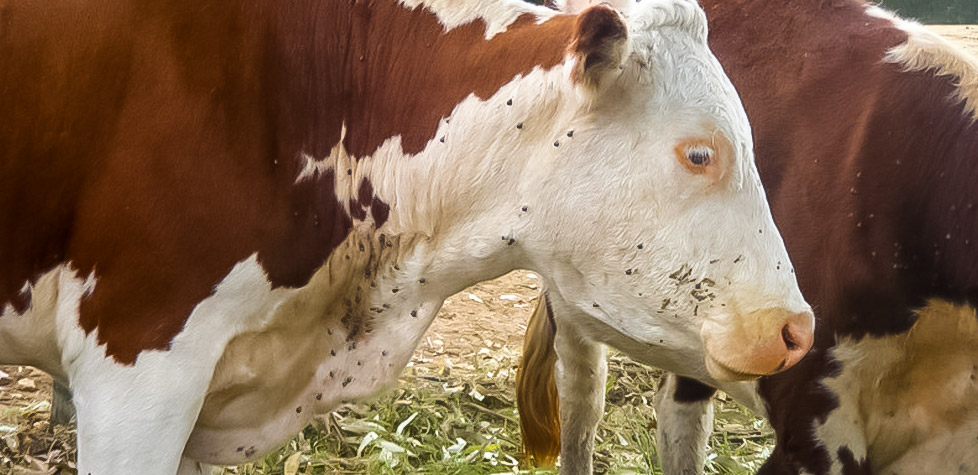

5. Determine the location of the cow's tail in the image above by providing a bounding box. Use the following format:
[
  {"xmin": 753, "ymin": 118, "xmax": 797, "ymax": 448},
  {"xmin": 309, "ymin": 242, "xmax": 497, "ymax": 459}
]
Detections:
[{"xmin": 517, "ymin": 292, "xmax": 561, "ymax": 466}]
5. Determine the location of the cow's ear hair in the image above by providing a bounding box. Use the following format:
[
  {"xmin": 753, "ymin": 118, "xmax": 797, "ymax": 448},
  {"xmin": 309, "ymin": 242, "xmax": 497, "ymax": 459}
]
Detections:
[{"xmin": 570, "ymin": 5, "xmax": 630, "ymax": 89}]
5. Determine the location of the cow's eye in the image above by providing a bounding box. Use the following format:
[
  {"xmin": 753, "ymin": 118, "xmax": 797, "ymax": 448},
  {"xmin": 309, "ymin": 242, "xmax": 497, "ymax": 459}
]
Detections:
[{"xmin": 686, "ymin": 146, "xmax": 713, "ymax": 166}]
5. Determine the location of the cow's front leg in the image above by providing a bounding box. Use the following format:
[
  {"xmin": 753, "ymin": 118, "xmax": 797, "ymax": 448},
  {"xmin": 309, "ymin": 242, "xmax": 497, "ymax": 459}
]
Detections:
[
  {"xmin": 552, "ymin": 303, "xmax": 608, "ymax": 475},
  {"xmin": 654, "ymin": 373, "xmax": 717, "ymax": 475},
  {"xmin": 70, "ymin": 363, "xmax": 210, "ymax": 475}
]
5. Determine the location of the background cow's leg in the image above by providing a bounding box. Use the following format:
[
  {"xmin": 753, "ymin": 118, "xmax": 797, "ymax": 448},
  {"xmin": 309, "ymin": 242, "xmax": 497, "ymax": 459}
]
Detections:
[
  {"xmin": 50, "ymin": 380, "xmax": 75, "ymax": 426},
  {"xmin": 177, "ymin": 457, "xmax": 214, "ymax": 475},
  {"xmin": 552, "ymin": 302, "xmax": 608, "ymax": 475},
  {"xmin": 654, "ymin": 373, "xmax": 716, "ymax": 475}
]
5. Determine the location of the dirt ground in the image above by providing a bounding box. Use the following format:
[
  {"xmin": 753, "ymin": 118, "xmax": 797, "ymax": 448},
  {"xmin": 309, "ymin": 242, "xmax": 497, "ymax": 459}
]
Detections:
[
  {"xmin": 928, "ymin": 24, "xmax": 978, "ymax": 50},
  {"xmin": 2, "ymin": 21, "xmax": 977, "ymax": 461}
]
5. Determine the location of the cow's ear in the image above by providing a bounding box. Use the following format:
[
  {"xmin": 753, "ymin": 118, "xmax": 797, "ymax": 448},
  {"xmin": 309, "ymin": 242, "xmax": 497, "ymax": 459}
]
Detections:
[{"xmin": 570, "ymin": 5, "xmax": 630, "ymax": 89}]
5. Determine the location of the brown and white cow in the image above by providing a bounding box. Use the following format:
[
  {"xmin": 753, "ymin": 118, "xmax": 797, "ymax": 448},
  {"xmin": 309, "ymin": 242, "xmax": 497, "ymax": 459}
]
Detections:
[
  {"xmin": 519, "ymin": 0, "xmax": 978, "ymax": 474},
  {"xmin": 0, "ymin": 0, "xmax": 814, "ymax": 473}
]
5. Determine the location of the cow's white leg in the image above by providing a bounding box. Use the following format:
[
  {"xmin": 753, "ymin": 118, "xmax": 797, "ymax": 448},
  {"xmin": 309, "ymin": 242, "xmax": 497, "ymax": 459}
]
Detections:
[
  {"xmin": 654, "ymin": 373, "xmax": 716, "ymax": 475},
  {"xmin": 553, "ymin": 313, "xmax": 608, "ymax": 475},
  {"xmin": 71, "ymin": 365, "xmax": 210, "ymax": 475},
  {"xmin": 56, "ymin": 258, "xmax": 290, "ymax": 475}
]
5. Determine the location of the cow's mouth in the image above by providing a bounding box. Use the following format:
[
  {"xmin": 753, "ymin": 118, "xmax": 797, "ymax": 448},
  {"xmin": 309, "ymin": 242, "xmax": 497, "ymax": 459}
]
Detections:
[{"xmin": 704, "ymin": 355, "xmax": 767, "ymax": 382}]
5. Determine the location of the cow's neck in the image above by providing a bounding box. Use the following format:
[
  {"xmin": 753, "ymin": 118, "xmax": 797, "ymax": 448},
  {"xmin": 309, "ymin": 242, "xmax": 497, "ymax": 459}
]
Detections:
[
  {"xmin": 278, "ymin": 0, "xmax": 580, "ymax": 297},
  {"xmin": 193, "ymin": 3, "xmax": 581, "ymax": 458}
]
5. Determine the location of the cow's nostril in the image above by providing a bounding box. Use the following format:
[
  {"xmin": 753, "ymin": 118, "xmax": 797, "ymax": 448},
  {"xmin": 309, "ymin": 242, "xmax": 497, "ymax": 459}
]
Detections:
[{"xmin": 782, "ymin": 323, "xmax": 799, "ymax": 351}]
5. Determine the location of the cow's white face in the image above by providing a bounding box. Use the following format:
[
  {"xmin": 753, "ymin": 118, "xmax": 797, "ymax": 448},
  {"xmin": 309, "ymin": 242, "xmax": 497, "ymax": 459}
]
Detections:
[{"xmin": 522, "ymin": 0, "xmax": 813, "ymax": 381}]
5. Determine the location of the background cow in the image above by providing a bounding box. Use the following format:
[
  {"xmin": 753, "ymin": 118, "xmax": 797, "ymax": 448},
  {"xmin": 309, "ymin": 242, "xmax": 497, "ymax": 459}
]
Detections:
[
  {"xmin": 519, "ymin": 0, "xmax": 978, "ymax": 473},
  {"xmin": 0, "ymin": 0, "xmax": 812, "ymax": 473}
]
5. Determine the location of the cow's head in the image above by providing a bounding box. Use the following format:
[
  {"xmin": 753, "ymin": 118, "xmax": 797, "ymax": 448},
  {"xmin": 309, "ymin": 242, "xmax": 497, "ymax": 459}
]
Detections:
[{"xmin": 523, "ymin": 0, "xmax": 813, "ymax": 381}]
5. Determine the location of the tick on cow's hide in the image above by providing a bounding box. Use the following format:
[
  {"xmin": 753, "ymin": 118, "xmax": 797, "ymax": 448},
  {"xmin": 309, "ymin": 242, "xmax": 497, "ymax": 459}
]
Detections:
[
  {"xmin": 295, "ymin": 406, "xmax": 302, "ymax": 413},
  {"xmin": 410, "ymin": 310, "xmax": 418, "ymax": 317},
  {"xmin": 439, "ymin": 136, "xmax": 445, "ymax": 143},
  {"xmin": 316, "ymin": 393, "xmax": 323, "ymax": 400},
  {"xmin": 357, "ymin": 361, "xmax": 362, "ymax": 366},
  {"xmin": 506, "ymin": 98, "xmax": 513, "ymax": 106},
  {"xmin": 358, "ymin": 242, "xmax": 365, "ymax": 251},
  {"xmin": 637, "ymin": 243, "xmax": 644, "ymax": 249},
  {"xmin": 329, "ymin": 371, "xmax": 334, "ymax": 378},
  {"xmin": 516, "ymin": 122, "xmax": 523, "ymax": 129},
  {"xmin": 245, "ymin": 447, "xmax": 256, "ymax": 457},
  {"xmin": 382, "ymin": 350, "xmax": 388, "ymax": 356},
  {"xmin": 347, "ymin": 169, "xmax": 352, "ymax": 175},
  {"xmin": 521, "ymin": 205, "xmax": 528, "ymax": 212},
  {"xmin": 625, "ymin": 269, "xmax": 633, "ymax": 275},
  {"xmin": 592, "ymin": 303, "xmax": 600, "ymax": 308},
  {"xmin": 419, "ymin": 277, "xmax": 426, "ymax": 284},
  {"xmin": 330, "ymin": 350, "xmax": 336, "ymax": 356},
  {"xmin": 392, "ymin": 288, "xmax": 399, "ymax": 293},
  {"xmin": 553, "ymin": 141, "xmax": 560, "ymax": 147},
  {"xmin": 343, "ymin": 377, "xmax": 353, "ymax": 387},
  {"xmin": 507, "ymin": 238, "xmax": 516, "ymax": 245},
  {"xmin": 567, "ymin": 130, "xmax": 574, "ymax": 137}
]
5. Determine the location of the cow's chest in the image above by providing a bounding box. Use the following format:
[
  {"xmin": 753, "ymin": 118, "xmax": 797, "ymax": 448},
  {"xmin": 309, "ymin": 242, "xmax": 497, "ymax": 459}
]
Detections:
[{"xmin": 181, "ymin": 236, "xmax": 440, "ymax": 464}]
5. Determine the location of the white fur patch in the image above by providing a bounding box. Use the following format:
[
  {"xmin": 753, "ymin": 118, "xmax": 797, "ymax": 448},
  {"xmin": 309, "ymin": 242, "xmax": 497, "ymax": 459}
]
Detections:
[
  {"xmin": 867, "ymin": 5, "xmax": 978, "ymax": 120},
  {"xmin": 401, "ymin": 0, "xmax": 558, "ymax": 39}
]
